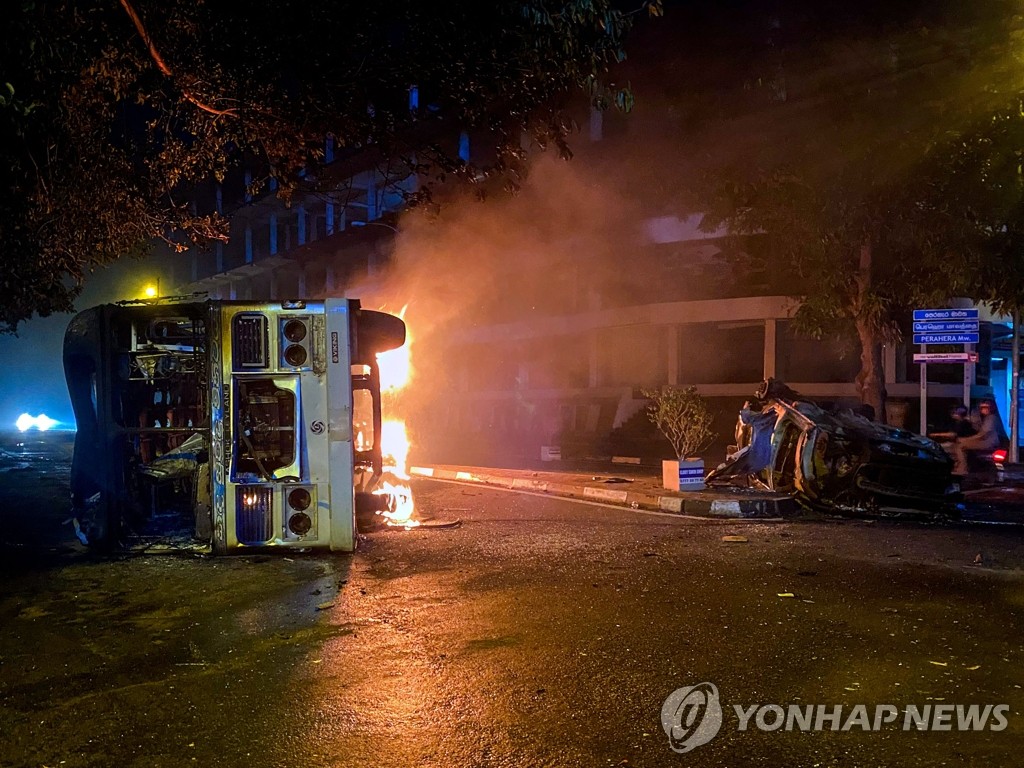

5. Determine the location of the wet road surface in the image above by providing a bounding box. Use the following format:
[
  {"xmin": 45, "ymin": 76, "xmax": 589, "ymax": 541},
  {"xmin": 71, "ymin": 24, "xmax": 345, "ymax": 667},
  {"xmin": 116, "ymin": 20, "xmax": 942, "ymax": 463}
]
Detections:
[{"xmin": 3, "ymin": 466, "xmax": 1024, "ymax": 766}]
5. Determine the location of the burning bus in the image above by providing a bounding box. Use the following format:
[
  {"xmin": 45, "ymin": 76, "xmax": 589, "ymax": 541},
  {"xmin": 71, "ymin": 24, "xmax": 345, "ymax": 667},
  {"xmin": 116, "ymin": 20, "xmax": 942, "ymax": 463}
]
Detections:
[{"xmin": 63, "ymin": 297, "xmax": 407, "ymax": 552}]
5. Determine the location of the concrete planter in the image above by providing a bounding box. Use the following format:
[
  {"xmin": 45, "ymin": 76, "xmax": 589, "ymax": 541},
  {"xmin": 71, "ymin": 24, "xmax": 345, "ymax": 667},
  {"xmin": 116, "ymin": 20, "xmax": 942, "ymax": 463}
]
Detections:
[{"xmin": 662, "ymin": 458, "xmax": 706, "ymax": 491}]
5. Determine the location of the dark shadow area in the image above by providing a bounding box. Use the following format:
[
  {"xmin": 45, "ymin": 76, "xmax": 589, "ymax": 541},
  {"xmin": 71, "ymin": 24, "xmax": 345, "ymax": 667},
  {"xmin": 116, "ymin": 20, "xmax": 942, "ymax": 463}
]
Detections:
[{"xmin": 0, "ymin": 430, "xmax": 83, "ymax": 578}]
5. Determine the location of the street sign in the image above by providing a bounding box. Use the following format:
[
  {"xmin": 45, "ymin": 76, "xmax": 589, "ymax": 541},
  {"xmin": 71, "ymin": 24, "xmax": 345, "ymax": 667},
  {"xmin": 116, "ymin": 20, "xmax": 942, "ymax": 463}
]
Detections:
[
  {"xmin": 912, "ymin": 321, "xmax": 979, "ymax": 334},
  {"xmin": 913, "ymin": 308, "xmax": 979, "ymax": 321},
  {"xmin": 913, "ymin": 352, "xmax": 979, "ymax": 363},
  {"xmin": 914, "ymin": 307, "xmax": 981, "ymax": 435},
  {"xmin": 913, "ymin": 332, "xmax": 980, "ymax": 344}
]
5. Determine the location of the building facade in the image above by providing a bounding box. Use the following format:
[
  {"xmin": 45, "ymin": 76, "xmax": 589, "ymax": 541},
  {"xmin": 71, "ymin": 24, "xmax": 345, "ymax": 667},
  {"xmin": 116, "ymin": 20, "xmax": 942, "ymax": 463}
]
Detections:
[{"xmin": 170, "ymin": 112, "xmax": 1005, "ymax": 464}]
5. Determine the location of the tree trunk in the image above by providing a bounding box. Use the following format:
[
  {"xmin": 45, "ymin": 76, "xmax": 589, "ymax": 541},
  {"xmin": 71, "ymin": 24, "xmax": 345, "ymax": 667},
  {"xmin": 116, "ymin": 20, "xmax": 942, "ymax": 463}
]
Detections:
[
  {"xmin": 855, "ymin": 315, "xmax": 885, "ymax": 422},
  {"xmin": 854, "ymin": 240, "xmax": 886, "ymax": 422}
]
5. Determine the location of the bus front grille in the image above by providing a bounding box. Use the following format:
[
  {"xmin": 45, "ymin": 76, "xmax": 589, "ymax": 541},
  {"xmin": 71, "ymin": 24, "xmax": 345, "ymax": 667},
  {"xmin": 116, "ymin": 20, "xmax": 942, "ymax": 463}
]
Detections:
[{"xmin": 232, "ymin": 314, "xmax": 268, "ymax": 369}]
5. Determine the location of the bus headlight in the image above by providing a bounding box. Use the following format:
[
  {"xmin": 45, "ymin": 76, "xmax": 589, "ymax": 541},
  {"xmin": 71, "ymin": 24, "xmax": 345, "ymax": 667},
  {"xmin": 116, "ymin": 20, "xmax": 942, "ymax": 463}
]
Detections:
[
  {"xmin": 287, "ymin": 512, "xmax": 312, "ymax": 535},
  {"xmin": 284, "ymin": 344, "xmax": 307, "ymax": 367},
  {"xmin": 288, "ymin": 487, "xmax": 311, "ymax": 511}
]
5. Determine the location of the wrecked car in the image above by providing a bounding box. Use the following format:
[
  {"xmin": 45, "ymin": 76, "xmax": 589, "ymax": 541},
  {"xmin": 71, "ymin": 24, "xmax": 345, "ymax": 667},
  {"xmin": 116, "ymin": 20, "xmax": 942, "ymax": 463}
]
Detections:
[{"xmin": 706, "ymin": 379, "xmax": 958, "ymax": 515}]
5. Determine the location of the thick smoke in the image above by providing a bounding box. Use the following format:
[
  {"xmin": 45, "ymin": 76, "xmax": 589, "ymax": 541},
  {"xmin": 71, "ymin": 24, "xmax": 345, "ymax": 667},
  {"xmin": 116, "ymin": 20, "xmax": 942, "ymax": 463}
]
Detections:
[{"xmin": 348, "ymin": 152, "xmax": 649, "ymax": 462}]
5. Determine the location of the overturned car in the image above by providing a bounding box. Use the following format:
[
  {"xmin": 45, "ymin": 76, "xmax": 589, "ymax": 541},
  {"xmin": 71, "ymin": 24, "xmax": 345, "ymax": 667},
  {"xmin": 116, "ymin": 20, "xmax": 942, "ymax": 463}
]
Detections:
[{"xmin": 706, "ymin": 379, "xmax": 958, "ymax": 516}]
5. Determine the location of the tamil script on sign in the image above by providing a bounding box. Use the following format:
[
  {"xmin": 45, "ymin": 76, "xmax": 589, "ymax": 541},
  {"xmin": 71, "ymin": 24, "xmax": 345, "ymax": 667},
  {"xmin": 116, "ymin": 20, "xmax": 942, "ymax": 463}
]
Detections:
[{"xmin": 912, "ymin": 321, "xmax": 979, "ymax": 333}]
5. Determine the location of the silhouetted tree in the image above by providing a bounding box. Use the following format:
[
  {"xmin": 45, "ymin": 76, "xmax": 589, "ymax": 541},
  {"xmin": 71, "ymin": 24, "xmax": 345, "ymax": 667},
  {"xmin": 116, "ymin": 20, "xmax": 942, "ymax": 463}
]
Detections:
[
  {"xmin": 922, "ymin": 98, "xmax": 1024, "ymax": 315},
  {"xmin": 693, "ymin": 0, "xmax": 1022, "ymax": 419},
  {"xmin": 0, "ymin": 0, "xmax": 661, "ymax": 332}
]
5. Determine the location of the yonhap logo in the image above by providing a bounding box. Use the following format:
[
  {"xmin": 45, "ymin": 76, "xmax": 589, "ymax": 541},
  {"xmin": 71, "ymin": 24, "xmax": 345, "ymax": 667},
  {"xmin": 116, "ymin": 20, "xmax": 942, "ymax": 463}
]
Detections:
[
  {"xmin": 660, "ymin": 680, "xmax": 1010, "ymax": 755},
  {"xmin": 661, "ymin": 682, "xmax": 723, "ymax": 753}
]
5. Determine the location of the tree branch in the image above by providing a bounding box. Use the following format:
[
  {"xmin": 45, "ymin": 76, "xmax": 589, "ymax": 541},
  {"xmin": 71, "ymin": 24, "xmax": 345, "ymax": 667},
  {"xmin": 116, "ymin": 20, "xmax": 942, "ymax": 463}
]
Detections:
[{"xmin": 118, "ymin": 0, "xmax": 237, "ymax": 117}]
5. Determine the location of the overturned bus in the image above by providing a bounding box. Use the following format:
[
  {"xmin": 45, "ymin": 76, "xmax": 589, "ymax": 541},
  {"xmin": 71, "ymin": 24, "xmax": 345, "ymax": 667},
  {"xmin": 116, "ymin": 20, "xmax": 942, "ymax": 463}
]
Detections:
[{"xmin": 63, "ymin": 297, "xmax": 406, "ymax": 552}]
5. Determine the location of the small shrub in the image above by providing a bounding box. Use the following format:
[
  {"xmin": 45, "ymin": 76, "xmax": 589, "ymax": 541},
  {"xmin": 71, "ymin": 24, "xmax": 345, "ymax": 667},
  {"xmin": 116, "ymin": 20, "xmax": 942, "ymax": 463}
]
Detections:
[{"xmin": 641, "ymin": 385, "xmax": 717, "ymax": 460}]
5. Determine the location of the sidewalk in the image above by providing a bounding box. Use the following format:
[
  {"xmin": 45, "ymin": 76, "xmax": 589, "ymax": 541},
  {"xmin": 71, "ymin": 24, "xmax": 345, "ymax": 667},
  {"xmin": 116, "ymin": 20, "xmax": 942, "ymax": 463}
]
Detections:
[
  {"xmin": 408, "ymin": 458, "xmax": 1024, "ymax": 526},
  {"xmin": 409, "ymin": 461, "xmax": 799, "ymax": 519}
]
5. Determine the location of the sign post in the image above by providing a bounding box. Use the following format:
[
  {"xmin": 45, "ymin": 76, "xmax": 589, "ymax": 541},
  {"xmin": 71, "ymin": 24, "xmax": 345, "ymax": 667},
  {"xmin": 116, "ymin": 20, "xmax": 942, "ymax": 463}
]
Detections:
[
  {"xmin": 913, "ymin": 308, "xmax": 980, "ymax": 436},
  {"xmin": 964, "ymin": 343, "xmax": 974, "ymax": 408},
  {"xmin": 1012, "ymin": 310, "xmax": 1020, "ymax": 465},
  {"xmin": 919, "ymin": 344, "xmax": 928, "ymax": 435}
]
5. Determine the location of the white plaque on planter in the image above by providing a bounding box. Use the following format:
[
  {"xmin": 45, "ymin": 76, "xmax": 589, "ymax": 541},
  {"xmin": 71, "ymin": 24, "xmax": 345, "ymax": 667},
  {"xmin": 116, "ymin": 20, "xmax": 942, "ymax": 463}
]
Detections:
[
  {"xmin": 662, "ymin": 458, "xmax": 706, "ymax": 491},
  {"xmin": 678, "ymin": 459, "xmax": 705, "ymax": 491}
]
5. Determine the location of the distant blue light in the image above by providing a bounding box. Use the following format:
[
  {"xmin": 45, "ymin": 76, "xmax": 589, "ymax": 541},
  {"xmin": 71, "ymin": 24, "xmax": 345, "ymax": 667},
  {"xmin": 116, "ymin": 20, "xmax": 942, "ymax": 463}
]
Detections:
[{"xmin": 16, "ymin": 413, "xmax": 58, "ymax": 432}]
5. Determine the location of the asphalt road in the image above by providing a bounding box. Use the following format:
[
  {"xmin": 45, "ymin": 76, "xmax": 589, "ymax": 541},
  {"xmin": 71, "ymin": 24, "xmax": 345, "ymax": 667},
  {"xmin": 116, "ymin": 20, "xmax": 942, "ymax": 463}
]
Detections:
[{"xmin": 3, "ymin": 473, "xmax": 1024, "ymax": 767}]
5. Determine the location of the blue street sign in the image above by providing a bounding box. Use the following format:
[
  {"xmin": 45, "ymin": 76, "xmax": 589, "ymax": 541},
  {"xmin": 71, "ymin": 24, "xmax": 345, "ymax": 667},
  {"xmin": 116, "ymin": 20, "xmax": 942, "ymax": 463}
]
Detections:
[
  {"xmin": 913, "ymin": 308, "xmax": 979, "ymax": 321},
  {"xmin": 912, "ymin": 321, "xmax": 980, "ymax": 333},
  {"xmin": 913, "ymin": 333, "xmax": 980, "ymax": 344}
]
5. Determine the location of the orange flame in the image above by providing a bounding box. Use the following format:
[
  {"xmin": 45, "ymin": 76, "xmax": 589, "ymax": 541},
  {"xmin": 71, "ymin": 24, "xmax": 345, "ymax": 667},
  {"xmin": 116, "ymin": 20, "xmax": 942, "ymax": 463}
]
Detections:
[
  {"xmin": 372, "ymin": 304, "xmax": 417, "ymax": 527},
  {"xmin": 377, "ymin": 338, "xmax": 411, "ymax": 393},
  {"xmin": 375, "ymin": 420, "xmax": 417, "ymax": 527}
]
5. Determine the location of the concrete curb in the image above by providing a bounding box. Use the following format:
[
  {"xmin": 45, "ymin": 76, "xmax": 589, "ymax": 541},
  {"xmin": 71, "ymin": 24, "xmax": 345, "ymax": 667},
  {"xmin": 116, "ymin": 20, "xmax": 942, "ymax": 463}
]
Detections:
[
  {"xmin": 656, "ymin": 495, "xmax": 799, "ymax": 519},
  {"xmin": 410, "ymin": 466, "xmax": 798, "ymax": 520}
]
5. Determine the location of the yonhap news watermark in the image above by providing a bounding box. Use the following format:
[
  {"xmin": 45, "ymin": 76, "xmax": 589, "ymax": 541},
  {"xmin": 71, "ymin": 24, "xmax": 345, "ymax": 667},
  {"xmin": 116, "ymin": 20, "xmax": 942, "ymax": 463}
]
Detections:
[{"xmin": 661, "ymin": 682, "xmax": 1010, "ymax": 754}]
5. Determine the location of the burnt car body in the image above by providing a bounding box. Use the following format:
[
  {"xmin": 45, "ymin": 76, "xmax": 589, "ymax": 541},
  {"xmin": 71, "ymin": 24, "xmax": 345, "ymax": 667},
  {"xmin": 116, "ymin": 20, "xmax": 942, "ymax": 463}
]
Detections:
[{"xmin": 706, "ymin": 379, "xmax": 958, "ymax": 515}]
